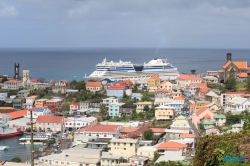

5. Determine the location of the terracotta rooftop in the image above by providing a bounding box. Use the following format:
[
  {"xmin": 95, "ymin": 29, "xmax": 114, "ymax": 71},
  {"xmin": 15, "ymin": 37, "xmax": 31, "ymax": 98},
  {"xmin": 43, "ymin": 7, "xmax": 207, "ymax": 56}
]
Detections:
[
  {"xmin": 6, "ymin": 110, "xmax": 27, "ymax": 120},
  {"xmin": 190, "ymin": 104, "xmax": 196, "ymax": 108},
  {"xmin": 108, "ymin": 86, "xmax": 126, "ymax": 90},
  {"xmin": 0, "ymin": 107, "xmax": 15, "ymax": 110},
  {"xmin": 120, "ymin": 127, "xmax": 139, "ymax": 133},
  {"xmin": 159, "ymin": 80, "xmax": 170, "ymax": 86},
  {"xmin": 177, "ymin": 74, "xmax": 202, "ymax": 80},
  {"xmin": 78, "ymin": 124, "xmax": 121, "ymax": 133},
  {"xmin": 86, "ymin": 81, "xmax": 102, "ymax": 87},
  {"xmin": 5, "ymin": 80, "xmax": 22, "ymax": 83},
  {"xmin": 30, "ymin": 78, "xmax": 39, "ymax": 83},
  {"xmin": 233, "ymin": 61, "xmax": 247, "ymax": 69},
  {"xmin": 204, "ymin": 114, "xmax": 211, "ymax": 119},
  {"xmin": 150, "ymin": 128, "xmax": 166, "ymax": 133},
  {"xmin": 157, "ymin": 141, "xmax": 187, "ymax": 150},
  {"xmin": 37, "ymin": 116, "xmax": 63, "ymax": 123},
  {"xmin": 196, "ymin": 107, "xmax": 208, "ymax": 116},
  {"xmin": 180, "ymin": 133, "xmax": 195, "ymax": 138},
  {"xmin": 222, "ymin": 61, "xmax": 231, "ymax": 69},
  {"xmin": 149, "ymin": 75, "xmax": 161, "ymax": 80},
  {"xmin": 199, "ymin": 88, "xmax": 211, "ymax": 93},
  {"xmin": 188, "ymin": 83, "xmax": 207, "ymax": 88},
  {"xmin": 59, "ymin": 79, "xmax": 69, "ymax": 83},
  {"xmin": 174, "ymin": 95, "xmax": 185, "ymax": 101},
  {"xmin": 248, "ymin": 67, "xmax": 250, "ymax": 74},
  {"xmin": 237, "ymin": 73, "xmax": 248, "ymax": 78},
  {"xmin": 71, "ymin": 102, "xmax": 80, "ymax": 106}
]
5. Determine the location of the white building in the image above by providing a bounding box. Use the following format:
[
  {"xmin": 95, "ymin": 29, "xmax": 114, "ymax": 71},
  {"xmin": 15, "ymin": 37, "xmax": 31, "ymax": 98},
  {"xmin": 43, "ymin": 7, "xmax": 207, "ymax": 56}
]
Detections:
[
  {"xmin": 102, "ymin": 97, "xmax": 119, "ymax": 106},
  {"xmin": 221, "ymin": 92, "xmax": 244, "ymax": 107},
  {"xmin": 165, "ymin": 101, "xmax": 184, "ymax": 114},
  {"xmin": 0, "ymin": 113, "xmax": 11, "ymax": 124},
  {"xmin": 0, "ymin": 92, "xmax": 8, "ymax": 101},
  {"xmin": 39, "ymin": 148, "xmax": 102, "ymax": 166},
  {"xmin": 224, "ymin": 97, "xmax": 250, "ymax": 114},
  {"xmin": 65, "ymin": 116, "xmax": 97, "ymax": 130},
  {"xmin": 22, "ymin": 95, "xmax": 37, "ymax": 109},
  {"xmin": 77, "ymin": 124, "xmax": 122, "ymax": 139},
  {"xmin": 27, "ymin": 107, "xmax": 51, "ymax": 119},
  {"xmin": 2, "ymin": 80, "xmax": 23, "ymax": 90}
]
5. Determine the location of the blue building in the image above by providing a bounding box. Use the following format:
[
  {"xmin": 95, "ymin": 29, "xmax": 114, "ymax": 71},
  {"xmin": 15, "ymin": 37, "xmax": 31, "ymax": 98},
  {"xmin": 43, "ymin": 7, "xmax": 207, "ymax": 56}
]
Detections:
[
  {"xmin": 165, "ymin": 101, "xmax": 184, "ymax": 114},
  {"xmin": 107, "ymin": 86, "xmax": 126, "ymax": 98},
  {"xmin": 108, "ymin": 103, "xmax": 124, "ymax": 118}
]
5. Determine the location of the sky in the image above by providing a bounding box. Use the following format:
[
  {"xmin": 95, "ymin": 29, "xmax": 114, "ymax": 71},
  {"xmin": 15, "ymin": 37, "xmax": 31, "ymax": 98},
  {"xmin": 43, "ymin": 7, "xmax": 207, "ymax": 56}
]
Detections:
[{"xmin": 1, "ymin": 0, "xmax": 250, "ymax": 49}]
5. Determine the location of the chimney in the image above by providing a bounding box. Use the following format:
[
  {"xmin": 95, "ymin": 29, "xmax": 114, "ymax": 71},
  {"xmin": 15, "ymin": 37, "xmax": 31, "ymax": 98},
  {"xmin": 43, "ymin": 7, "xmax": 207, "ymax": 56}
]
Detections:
[{"xmin": 226, "ymin": 53, "xmax": 232, "ymax": 62}]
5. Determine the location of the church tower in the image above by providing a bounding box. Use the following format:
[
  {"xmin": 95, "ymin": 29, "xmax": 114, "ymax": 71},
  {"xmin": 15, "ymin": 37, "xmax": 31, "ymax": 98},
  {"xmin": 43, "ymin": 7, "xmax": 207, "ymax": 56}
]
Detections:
[
  {"xmin": 23, "ymin": 70, "xmax": 30, "ymax": 84},
  {"xmin": 226, "ymin": 53, "xmax": 232, "ymax": 61},
  {"xmin": 14, "ymin": 63, "xmax": 20, "ymax": 80}
]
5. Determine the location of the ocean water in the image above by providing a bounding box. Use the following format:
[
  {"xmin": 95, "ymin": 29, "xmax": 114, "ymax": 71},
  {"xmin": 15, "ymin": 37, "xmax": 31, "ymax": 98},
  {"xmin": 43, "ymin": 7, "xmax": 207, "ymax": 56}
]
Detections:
[{"xmin": 0, "ymin": 48, "xmax": 250, "ymax": 82}]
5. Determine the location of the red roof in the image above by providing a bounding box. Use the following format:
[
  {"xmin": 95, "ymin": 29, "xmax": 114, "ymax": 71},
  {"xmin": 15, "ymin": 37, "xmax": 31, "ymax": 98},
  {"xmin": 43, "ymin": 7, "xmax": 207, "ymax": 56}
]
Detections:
[
  {"xmin": 237, "ymin": 73, "xmax": 248, "ymax": 78},
  {"xmin": 86, "ymin": 81, "xmax": 102, "ymax": 87},
  {"xmin": 157, "ymin": 141, "xmax": 187, "ymax": 150},
  {"xmin": 120, "ymin": 127, "xmax": 138, "ymax": 133},
  {"xmin": 108, "ymin": 86, "xmax": 126, "ymax": 90},
  {"xmin": 248, "ymin": 67, "xmax": 250, "ymax": 74},
  {"xmin": 159, "ymin": 80, "xmax": 171, "ymax": 86},
  {"xmin": 174, "ymin": 95, "xmax": 185, "ymax": 101},
  {"xmin": 150, "ymin": 128, "xmax": 165, "ymax": 133},
  {"xmin": 177, "ymin": 74, "xmax": 202, "ymax": 80},
  {"xmin": 188, "ymin": 83, "xmax": 207, "ymax": 88},
  {"xmin": 30, "ymin": 78, "xmax": 39, "ymax": 83},
  {"xmin": 180, "ymin": 133, "xmax": 195, "ymax": 138},
  {"xmin": 60, "ymin": 79, "xmax": 69, "ymax": 83},
  {"xmin": 78, "ymin": 124, "xmax": 121, "ymax": 133},
  {"xmin": 190, "ymin": 104, "xmax": 196, "ymax": 108},
  {"xmin": 71, "ymin": 102, "xmax": 80, "ymax": 106},
  {"xmin": 6, "ymin": 110, "xmax": 27, "ymax": 120},
  {"xmin": 204, "ymin": 114, "xmax": 211, "ymax": 119},
  {"xmin": 37, "ymin": 116, "xmax": 63, "ymax": 123}
]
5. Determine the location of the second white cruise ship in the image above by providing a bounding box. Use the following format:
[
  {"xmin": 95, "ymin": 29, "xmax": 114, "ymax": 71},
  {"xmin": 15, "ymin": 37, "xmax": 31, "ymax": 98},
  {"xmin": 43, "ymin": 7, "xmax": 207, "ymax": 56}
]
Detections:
[{"xmin": 87, "ymin": 58, "xmax": 179, "ymax": 81}]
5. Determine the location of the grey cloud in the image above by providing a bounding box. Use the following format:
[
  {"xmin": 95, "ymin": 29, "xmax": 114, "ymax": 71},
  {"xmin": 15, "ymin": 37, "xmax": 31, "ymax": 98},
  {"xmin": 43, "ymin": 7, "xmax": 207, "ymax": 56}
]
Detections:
[{"xmin": 0, "ymin": 1, "xmax": 18, "ymax": 18}]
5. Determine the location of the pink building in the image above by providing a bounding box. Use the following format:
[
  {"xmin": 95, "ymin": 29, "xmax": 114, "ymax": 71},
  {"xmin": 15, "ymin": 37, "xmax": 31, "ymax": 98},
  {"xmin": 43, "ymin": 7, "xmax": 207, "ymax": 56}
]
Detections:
[
  {"xmin": 70, "ymin": 102, "xmax": 80, "ymax": 111},
  {"xmin": 45, "ymin": 99, "xmax": 63, "ymax": 108},
  {"xmin": 36, "ymin": 116, "xmax": 64, "ymax": 132},
  {"xmin": 189, "ymin": 104, "xmax": 197, "ymax": 114},
  {"xmin": 86, "ymin": 82, "xmax": 103, "ymax": 93},
  {"xmin": 192, "ymin": 107, "xmax": 215, "ymax": 129}
]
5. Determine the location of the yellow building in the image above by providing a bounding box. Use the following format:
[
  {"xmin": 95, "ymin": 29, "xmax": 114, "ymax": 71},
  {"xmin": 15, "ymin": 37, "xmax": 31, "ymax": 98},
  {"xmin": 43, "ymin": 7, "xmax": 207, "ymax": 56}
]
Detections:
[
  {"xmin": 196, "ymin": 101, "xmax": 209, "ymax": 110},
  {"xmin": 135, "ymin": 102, "xmax": 152, "ymax": 113},
  {"xmin": 109, "ymin": 138, "xmax": 139, "ymax": 158},
  {"xmin": 155, "ymin": 106, "xmax": 175, "ymax": 121},
  {"xmin": 147, "ymin": 75, "xmax": 161, "ymax": 86},
  {"xmin": 34, "ymin": 99, "xmax": 48, "ymax": 108}
]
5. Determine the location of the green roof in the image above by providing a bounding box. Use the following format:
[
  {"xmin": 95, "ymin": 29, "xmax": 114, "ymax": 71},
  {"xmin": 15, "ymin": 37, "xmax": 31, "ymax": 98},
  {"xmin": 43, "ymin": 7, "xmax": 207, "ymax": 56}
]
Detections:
[
  {"xmin": 13, "ymin": 99, "xmax": 22, "ymax": 102},
  {"xmin": 214, "ymin": 114, "xmax": 226, "ymax": 119},
  {"xmin": 200, "ymin": 121, "xmax": 215, "ymax": 125},
  {"xmin": 18, "ymin": 90, "xmax": 29, "ymax": 93}
]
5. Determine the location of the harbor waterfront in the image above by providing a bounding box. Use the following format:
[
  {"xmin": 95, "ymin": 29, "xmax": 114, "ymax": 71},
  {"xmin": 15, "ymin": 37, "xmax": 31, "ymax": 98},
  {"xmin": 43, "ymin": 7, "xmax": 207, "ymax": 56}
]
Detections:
[
  {"xmin": 0, "ymin": 135, "xmax": 32, "ymax": 162},
  {"xmin": 0, "ymin": 48, "xmax": 250, "ymax": 81}
]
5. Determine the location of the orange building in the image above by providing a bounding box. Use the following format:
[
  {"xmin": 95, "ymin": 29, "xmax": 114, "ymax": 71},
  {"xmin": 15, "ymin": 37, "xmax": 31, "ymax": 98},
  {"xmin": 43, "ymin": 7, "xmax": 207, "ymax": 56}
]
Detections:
[{"xmin": 35, "ymin": 99, "xmax": 48, "ymax": 108}]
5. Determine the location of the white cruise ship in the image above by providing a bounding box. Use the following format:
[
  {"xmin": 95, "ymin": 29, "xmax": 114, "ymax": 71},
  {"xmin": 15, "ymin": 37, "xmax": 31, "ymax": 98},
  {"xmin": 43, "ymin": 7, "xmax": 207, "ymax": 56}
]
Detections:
[{"xmin": 87, "ymin": 58, "xmax": 179, "ymax": 81}]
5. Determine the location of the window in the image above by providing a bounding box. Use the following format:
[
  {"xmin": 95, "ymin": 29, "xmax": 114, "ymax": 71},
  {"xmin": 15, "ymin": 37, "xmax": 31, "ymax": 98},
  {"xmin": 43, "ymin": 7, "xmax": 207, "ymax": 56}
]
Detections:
[
  {"xmin": 124, "ymin": 143, "xmax": 126, "ymax": 146},
  {"xmin": 130, "ymin": 143, "xmax": 133, "ymax": 146},
  {"xmin": 124, "ymin": 148, "xmax": 126, "ymax": 150},
  {"xmin": 48, "ymin": 123, "xmax": 50, "ymax": 125}
]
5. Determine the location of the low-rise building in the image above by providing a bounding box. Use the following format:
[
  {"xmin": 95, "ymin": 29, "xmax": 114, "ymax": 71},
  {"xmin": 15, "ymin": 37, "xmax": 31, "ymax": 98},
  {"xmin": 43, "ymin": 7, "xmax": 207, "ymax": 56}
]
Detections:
[
  {"xmin": 35, "ymin": 99, "xmax": 48, "ymax": 108},
  {"xmin": 66, "ymin": 89, "xmax": 79, "ymax": 94},
  {"xmin": 109, "ymin": 103, "xmax": 125, "ymax": 118},
  {"xmin": 157, "ymin": 141, "xmax": 187, "ymax": 153},
  {"xmin": 39, "ymin": 148, "xmax": 102, "ymax": 166},
  {"xmin": 135, "ymin": 102, "xmax": 152, "ymax": 113},
  {"xmin": 2, "ymin": 80, "xmax": 23, "ymax": 90},
  {"xmin": 192, "ymin": 107, "xmax": 215, "ymax": 129},
  {"xmin": 0, "ymin": 113, "xmax": 11, "ymax": 124},
  {"xmin": 45, "ymin": 98, "xmax": 63, "ymax": 108},
  {"xmin": 36, "ymin": 116, "xmax": 64, "ymax": 132},
  {"xmin": 0, "ymin": 92, "xmax": 8, "ymax": 101},
  {"xmin": 224, "ymin": 97, "xmax": 250, "ymax": 114},
  {"xmin": 107, "ymin": 86, "xmax": 126, "ymax": 98},
  {"xmin": 155, "ymin": 106, "xmax": 175, "ymax": 121},
  {"xmin": 214, "ymin": 114, "xmax": 226, "ymax": 126},
  {"xmin": 77, "ymin": 124, "xmax": 122, "ymax": 139},
  {"xmin": 70, "ymin": 102, "xmax": 80, "ymax": 112},
  {"xmin": 23, "ymin": 95, "xmax": 37, "ymax": 109},
  {"xmin": 129, "ymin": 155, "xmax": 149, "ymax": 166},
  {"xmin": 109, "ymin": 138, "xmax": 139, "ymax": 158},
  {"xmin": 137, "ymin": 146, "xmax": 157, "ymax": 160},
  {"xmin": 221, "ymin": 91, "xmax": 245, "ymax": 107},
  {"xmin": 154, "ymin": 98, "xmax": 174, "ymax": 106},
  {"xmin": 86, "ymin": 81, "xmax": 103, "ymax": 93},
  {"xmin": 184, "ymin": 83, "xmax": 207, "ymax": 97},
  {"xmin": 13, "ymin": 98, "xmax": 24, "ymax": 109},
  {"xmin": 101, "ymin": 152, "xmax": 126, "ymax": 166},
  {"xmin": 65, "ymin": 116, "xmax": 97, "ymax": 130},
  {"xmin": 165, "ymin": 101, "xmax": 183, "ymax": 114},
  {"xmin": 131, "ymin": 93, "xmax": 142, "ymax": 101},
  {"xmin": 176, "ymin": 74, "xmax": 202, "ymax": 89},
  {"xmin": 102, "ymin": 97, "xmax": 119, "ymax": 106},
  {"xmin": 17, "ymin": 90, "xmax": 29, "ymax": 98},
  {"xmin": 27, "ymin": 107, "xmax": 51, "ymax": 119},
  {"xmin": 0, "ymin": 107, "xmax": 15, "ymax": 113},
  {"xmin": 170, "ymin": 115, "xmax": 190, "ymax": 132}
]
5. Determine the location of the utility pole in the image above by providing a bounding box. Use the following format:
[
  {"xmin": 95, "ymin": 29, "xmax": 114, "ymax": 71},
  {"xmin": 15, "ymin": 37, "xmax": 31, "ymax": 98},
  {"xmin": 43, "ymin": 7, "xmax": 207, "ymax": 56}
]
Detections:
[{"xmin": 30, "ymin": 110, "xmax": 34, "ymax": 166}]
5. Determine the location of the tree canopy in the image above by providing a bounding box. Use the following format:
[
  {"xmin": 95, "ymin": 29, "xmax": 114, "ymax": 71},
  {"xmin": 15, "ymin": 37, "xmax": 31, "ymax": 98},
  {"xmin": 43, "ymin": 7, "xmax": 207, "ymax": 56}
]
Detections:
[
  {"xmin": 225, "ymin": 76, "xmax": 237, "ymax": 91},
  {"xmin": 143, "ymin": 129, "xmax": 154, "ymax": 140},
  {"xmin": 10, "ymin": 157, "xmax": 22, "ymax": 163}
]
